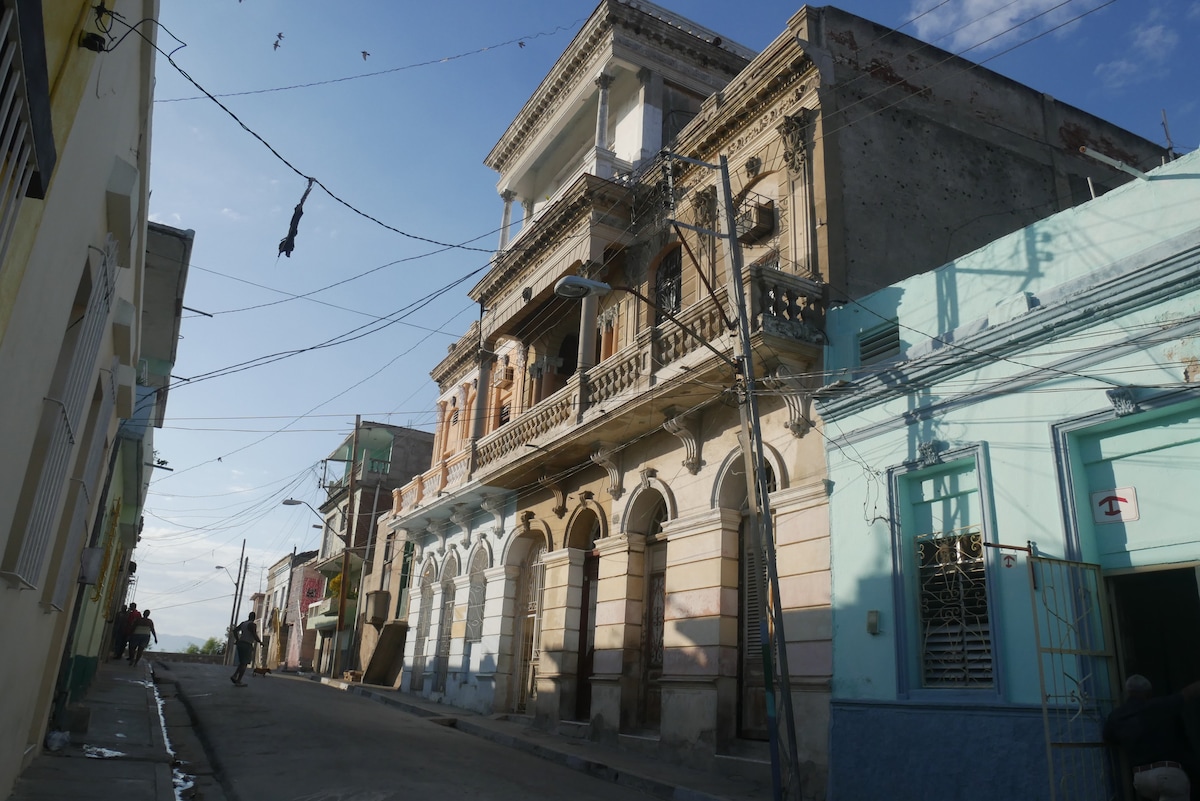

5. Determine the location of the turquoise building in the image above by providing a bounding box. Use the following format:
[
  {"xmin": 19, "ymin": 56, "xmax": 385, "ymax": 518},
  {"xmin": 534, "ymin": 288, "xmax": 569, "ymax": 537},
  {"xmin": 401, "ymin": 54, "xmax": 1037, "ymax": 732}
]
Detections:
[{"xmin": 817, "ymin": 151, "xmax": 1200, "ymax": 800}]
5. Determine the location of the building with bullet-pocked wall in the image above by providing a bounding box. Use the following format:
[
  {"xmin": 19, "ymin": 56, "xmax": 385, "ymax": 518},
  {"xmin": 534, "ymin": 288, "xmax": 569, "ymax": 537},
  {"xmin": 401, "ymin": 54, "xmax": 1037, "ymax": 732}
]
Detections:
[{"xmin": 365, "ymin": 1, "xmax": 1167, "ymax": 794}]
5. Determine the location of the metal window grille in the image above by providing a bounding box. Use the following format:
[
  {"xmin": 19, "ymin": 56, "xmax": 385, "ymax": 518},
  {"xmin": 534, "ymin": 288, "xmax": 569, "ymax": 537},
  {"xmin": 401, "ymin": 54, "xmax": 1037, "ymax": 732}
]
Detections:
[
  {"xmin": 916, "ymin": 528, "xmax": 992, "ymax": 687},
  {"xmin": 465, "ymin": 550, "xmax": 487, "ymax": 644},
  {"xmin": 514, "ymin": 545, "xmax": 545, "ymax": 713},
  {"xmin": 47, "ymin": 360, "xmax": 118, "ymax": 609},
  {"xmin": 654, "ymin": 248, "xmax": 682, "ymax": 324},
  {"xmin": 434, "ymin": 584, "xmax": 455, "ymax": 692},
  {"xmin": 3, "ymin": 237, "xmax": 119, "ymax": 588},
  {"xmin": 0, "ymin": 4, "xmax": 41, "ymax": 270},
  {"xmin": 409, "ymin": 568, "xmax": 434, "ymax": 691}
]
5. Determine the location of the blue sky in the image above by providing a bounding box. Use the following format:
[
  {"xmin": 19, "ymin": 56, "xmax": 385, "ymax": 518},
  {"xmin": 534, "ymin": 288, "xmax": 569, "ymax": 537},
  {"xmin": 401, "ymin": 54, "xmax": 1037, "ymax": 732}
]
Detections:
[{"xmin": 135, "ymin": 0, "xmax": 1200, "ymax": 641}]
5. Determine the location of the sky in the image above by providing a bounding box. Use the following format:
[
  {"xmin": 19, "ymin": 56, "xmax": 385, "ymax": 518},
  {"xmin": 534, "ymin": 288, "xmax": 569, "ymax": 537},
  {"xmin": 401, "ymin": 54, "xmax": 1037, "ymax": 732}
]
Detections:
[{"xmin": 132, "ymin": 0, "xmax": 1200, "ymax": 642}]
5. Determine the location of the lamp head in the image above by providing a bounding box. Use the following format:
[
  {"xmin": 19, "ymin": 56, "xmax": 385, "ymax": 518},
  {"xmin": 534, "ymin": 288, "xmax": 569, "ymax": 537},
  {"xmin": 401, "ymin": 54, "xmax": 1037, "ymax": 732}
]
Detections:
[
  {"xmin": 554, "ymin": 276, "xmax": 612, "ymax": 299},
  {"xmin": 281, "ymin": 499, "xmax": 302, "ymax": 506}
]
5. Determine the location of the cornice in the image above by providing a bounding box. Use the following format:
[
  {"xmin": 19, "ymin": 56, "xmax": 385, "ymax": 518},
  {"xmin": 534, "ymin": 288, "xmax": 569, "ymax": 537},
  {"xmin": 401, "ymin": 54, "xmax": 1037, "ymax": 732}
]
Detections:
[
  {"xmin": 431, "ymin": 320, "xmax": 481, "ymax": 387},
  {"xmin": 485, "ymin": 0, "xmax": 751, "ymax": 176},
  {"xmin": 816, "ymin": 235, "xmax": 1200, "ymax": 422},
  {"xmin": 470, "ymin": 173, "xmax": 632, "ymax": 307},
  {"xmin": 673, "ymin": 29, "xmax": 818, "ymax": 168}
]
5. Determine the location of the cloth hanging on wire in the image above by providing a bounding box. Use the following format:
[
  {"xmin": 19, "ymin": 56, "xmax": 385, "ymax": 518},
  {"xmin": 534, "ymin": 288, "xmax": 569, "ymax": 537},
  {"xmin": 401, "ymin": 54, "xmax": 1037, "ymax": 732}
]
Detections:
[{"xmin": 278, "ymin": 177, "xmax": 315, "ymax": 258}]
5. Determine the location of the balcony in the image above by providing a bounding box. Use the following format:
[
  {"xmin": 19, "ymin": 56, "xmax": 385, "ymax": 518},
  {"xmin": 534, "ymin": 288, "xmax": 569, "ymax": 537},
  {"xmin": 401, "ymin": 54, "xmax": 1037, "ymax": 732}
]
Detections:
[{"xmin": 389, "ymin": 264, "xmax": 823, "ymax": 516}]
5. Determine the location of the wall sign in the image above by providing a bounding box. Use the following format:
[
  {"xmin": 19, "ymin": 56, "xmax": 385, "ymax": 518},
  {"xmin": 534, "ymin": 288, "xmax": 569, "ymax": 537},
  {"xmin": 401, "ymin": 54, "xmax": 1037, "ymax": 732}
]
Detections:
[{"xmin": 1091, "ymin": 487, "xmax": 1139, "ymax": 523}]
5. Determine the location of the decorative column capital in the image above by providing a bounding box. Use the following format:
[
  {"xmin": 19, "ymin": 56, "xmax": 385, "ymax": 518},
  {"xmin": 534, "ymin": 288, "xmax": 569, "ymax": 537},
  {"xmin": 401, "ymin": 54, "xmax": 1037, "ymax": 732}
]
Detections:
[{"xmin": 595, "ymin": 72, "xmax": 614, "ymax": 91}]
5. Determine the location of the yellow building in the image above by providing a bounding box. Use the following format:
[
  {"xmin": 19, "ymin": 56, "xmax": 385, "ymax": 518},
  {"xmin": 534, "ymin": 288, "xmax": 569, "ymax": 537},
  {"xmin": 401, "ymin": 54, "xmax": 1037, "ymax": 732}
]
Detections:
[{"xmin": 0, "ymin": 3, "xmax": 178, "ymax": 796}]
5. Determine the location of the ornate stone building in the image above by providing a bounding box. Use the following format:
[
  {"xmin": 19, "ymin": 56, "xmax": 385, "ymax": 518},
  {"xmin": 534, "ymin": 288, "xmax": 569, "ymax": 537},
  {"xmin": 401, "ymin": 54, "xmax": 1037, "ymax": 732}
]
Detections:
[{"xmin": 365, "ymin": 2, "xmax": 1165, "ymax": 794}]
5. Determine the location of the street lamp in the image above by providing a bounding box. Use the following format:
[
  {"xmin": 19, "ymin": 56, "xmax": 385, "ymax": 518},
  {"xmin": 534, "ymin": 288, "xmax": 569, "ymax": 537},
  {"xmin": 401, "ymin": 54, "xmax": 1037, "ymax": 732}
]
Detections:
[
  {"xmin": 283, "ymin": 495, "xmax": 352, "ymax": 678},
  {"xmin": 554, "ymin": 151, "xmax": 802, "ymax": 801}
]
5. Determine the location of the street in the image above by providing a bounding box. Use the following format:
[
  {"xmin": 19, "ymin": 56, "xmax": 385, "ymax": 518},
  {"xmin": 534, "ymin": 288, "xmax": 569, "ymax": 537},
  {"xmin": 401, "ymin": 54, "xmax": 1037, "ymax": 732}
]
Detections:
[{"xmin": 159, "ymin": 662, "xmax": 666, "ymax": 801}]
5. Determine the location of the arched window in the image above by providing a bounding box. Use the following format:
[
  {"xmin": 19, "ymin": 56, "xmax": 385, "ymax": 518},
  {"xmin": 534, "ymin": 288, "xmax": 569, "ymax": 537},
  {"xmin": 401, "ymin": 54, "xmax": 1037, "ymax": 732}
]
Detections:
[
  {"xmin": 654, "ymin": 248, "xmax": 682, "ymax": 324},
  {"xmin": 466, "ymin": 549, "xmax": 488, "ymax": 644}
]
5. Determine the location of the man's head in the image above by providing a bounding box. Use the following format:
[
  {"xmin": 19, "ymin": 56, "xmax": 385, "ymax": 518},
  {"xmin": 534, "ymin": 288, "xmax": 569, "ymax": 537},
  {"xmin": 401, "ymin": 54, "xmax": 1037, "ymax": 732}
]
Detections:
[
  {"xmin": 248, "ymin": 612, "xmax": 256, "ymax": 622},
  {"xmin": 1126, "ymin": 674, "xmax": 1153, "ymax": 700},
  {"xmin": 129, "ymin": 602, "xmax": 137, "ymax": 610}
]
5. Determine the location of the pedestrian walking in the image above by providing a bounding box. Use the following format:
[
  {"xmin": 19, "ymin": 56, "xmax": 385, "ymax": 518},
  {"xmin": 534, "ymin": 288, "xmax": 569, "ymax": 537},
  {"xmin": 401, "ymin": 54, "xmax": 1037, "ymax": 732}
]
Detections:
[
  {"xmin": 1104, "ymin": 674, "xmax": 1200, "ymax": 801},
  {"xmin": 230, "ymin": 611, "xmax": 263, "ymax": 687},
  {"xmin": 124, "ymin": 602, "xmax": 142, "ymax": 661},
  {"xmin": 128, "ymin": 610, "xmax": 157, "ymax": 666},
  {"xmin": 111, "ymin": 603, "xmax": 130, "ymax": 661}
]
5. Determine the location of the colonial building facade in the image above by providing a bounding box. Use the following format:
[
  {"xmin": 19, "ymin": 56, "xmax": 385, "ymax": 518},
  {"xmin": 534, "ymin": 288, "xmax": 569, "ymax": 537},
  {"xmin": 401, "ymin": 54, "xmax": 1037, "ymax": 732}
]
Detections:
[
  {"xmin": 367, "ymin": 1, "xmax": 1165, "ymax": 794},
  {"xmin": 819, "ymin": 149, "xmax": 1200, "ymax": 801}
]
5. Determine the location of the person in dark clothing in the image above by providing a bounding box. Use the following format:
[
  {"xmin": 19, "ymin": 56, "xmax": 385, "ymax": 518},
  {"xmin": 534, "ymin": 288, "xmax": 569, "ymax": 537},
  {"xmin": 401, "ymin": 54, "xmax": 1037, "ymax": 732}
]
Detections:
[
  {"xmin": 111, "ymin": 604, "xmax": 130, "ymax": 661},
  {"xmin": 230, "ymin": 612, "xmax": 263, "ymax": 687},
  {"xmin": 1105, "ymin": 674, "xmax": 1200, "ymax": 801}
]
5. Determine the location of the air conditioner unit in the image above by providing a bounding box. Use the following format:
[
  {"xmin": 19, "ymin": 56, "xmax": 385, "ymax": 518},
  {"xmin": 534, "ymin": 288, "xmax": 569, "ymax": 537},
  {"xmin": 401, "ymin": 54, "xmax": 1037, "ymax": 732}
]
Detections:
[{"xmin": 492, "ymin": 366, "xmax": 514, "ymax": 388}]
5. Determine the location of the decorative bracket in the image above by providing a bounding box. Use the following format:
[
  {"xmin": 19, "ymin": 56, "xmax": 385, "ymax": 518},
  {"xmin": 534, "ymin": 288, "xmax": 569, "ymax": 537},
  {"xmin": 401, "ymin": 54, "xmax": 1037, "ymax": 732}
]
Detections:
[
  {"xmin": 916, "ymin": 440, "xmax": 943, "ymax": 468},
  {"xmin": 662, "ymin": 408, "xmax": 704, "ymax": 474},
  {"xmin": 425, "ymin": 518, "xmax": 450, "ymax": 555},
  {"xmin": 639, "ymin": 467, "xmax": 657, "ymax": 491},
  {"xmin": 449, "ymin": 503, "xmax": 473, "ymax": 549},
  {"xmin": 591, "ymin": 442, "xmax": 624, "ymax": 500},
  {"xmin": 1106, "ymin": 387, "xmax": 1141, "ymax": 417},
  {"xmin": 518, "ymin": 510, "xmax": 537, "ymax": 535},
  {"xmin": 778, "ymin": 109, "xmax": 812, "ymax": 173},
  {"xmin": 479, "ymin": 493, "xmax": 506, "ymax": 539},
  {"xmin": 539, "ymin": 476, "xmax": 567, "ymax": 518},
  {"xmin": 762, "ymin": 367, "xmax": 815, "ymax": 438}
]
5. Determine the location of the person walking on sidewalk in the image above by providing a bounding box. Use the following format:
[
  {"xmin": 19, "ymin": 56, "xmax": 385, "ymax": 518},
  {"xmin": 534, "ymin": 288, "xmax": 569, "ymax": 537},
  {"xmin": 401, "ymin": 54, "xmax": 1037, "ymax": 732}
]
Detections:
[
  {"xmin": 111, "ymin": 603, "xmax": 130, "ymax": 661},
  {"xmin": 230, "ymin": 611, "xmax": 263, "ymax": 686},
  {"xmin": 128, "ymin": 610, "xmax": 158, "ymax": 666}
]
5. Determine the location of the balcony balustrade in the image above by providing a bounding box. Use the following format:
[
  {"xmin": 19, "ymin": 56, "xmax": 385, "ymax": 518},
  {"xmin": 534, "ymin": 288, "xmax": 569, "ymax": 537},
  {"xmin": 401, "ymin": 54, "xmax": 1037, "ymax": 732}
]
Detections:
[{"xmin": 388, "ymin": 265, "xmax": 822, "ymax": 516}]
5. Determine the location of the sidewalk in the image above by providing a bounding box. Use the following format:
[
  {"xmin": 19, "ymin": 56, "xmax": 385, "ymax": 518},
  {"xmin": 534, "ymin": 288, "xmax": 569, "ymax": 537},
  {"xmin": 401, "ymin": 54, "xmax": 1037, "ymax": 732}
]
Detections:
[
  {"xmin": 311, "ymin": 674, "xmax": 774, "ymax": 801},
  {"xmin": 5, "ymin": 660, "xmax": 175, "ymax": 801}
]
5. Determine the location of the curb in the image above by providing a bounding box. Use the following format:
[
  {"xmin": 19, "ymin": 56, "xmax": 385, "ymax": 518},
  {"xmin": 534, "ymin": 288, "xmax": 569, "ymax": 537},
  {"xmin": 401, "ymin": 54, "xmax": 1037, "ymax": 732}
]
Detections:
[{"xmin": 314, "ymin": 677, "xmax": 732, "ymax": 801}]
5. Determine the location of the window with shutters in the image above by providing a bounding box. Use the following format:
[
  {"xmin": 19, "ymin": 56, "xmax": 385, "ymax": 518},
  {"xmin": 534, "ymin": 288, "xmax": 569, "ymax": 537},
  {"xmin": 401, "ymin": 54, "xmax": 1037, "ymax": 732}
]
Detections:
[
  {"xmin": 893, "ymin": 452, "xmax": 996, "ymax": 694},
  {"xmin": 858, "ymin": 320, "xmax": 900, "ymax": 365},
  {"xmin": 653, "ymin": 247, "xmax": 682, "ymax": 325}
]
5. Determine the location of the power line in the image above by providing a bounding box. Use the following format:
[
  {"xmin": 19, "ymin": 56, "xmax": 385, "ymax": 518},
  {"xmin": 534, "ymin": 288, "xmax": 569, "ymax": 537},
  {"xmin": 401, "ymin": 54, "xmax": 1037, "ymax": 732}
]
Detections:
[{"xmin": 154, "ymin": 20, "xmax": 587, "ymax": 104}]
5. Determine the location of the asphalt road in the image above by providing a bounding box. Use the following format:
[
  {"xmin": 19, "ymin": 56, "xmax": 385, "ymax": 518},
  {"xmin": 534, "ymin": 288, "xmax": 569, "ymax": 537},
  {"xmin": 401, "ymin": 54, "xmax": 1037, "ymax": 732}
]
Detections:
[{"xmin": 162, "ymin": 662, "xmax": 660, "ymax": 801}]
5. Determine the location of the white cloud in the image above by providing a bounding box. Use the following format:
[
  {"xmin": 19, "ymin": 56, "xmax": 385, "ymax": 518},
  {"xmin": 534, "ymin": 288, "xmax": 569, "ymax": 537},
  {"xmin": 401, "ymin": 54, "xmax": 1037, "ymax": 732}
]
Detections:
[
  {"xmin": 220, "ymin": 207, "xmax": 246, "ymax": 221},
  {"xmin": 1131, "ymin": 23, "xmax": 1178, "ymax": 61},
  {"xmin": 148, "ymin": 211, "xmax": 184, "ymax": 225},
  {"xmin": 907, "ymin": 0, "xmax": 1086, "ymax": 54},
  {"xmin": 1094, "ymin": 14, "xmax": 1178, "ymax": 90},
  {"xmin": 1093, "ymin": 58, "xmax": 1140, "ymax": 90}
]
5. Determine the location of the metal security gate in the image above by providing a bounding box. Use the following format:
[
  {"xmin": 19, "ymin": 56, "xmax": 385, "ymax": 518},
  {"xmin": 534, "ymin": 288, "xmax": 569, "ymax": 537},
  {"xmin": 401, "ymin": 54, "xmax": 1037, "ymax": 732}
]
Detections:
[
  {"xmin": 1028, "ymin": 555, "xmax": 1120, "ymax": 801},
  {"xmin": 513, "ymin": 544, "xmax": 545, "ymax": 713}
]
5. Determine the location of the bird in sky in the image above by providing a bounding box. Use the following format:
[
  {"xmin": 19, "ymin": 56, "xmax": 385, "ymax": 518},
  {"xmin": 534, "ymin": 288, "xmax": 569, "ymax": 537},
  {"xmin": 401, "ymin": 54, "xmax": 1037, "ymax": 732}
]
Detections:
[
  {"xmin": 518, "ymin": 41, "xmax": 526, "ymax": 48},
  {"xmin": 273, "ymin": 32, "xmax": 283, "ymax": 51},
  {"xmin": 273, "ymin": 39, "xmax": 280, "ymax": 50},
  {"xmin": 361, "ymin": 51, "xmax": 370, "ymax": 61}
]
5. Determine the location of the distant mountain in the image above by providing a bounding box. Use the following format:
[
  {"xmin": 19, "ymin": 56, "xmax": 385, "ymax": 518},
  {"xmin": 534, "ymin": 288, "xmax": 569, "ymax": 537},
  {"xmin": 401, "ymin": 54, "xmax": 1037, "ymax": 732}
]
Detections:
[{"xmin": 148, "ymin": 633, "xmax": 212, "ymax": 653}]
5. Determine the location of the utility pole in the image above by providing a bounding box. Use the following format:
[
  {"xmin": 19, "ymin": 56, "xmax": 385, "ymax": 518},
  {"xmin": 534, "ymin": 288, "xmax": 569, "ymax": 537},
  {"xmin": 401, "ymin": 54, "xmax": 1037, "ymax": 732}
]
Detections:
[
  {"xmin": 714, "ymin": 153, "xmax": 803, "ymax": 801},
  {"xmin": 332, "ymin": 414, "xmax": 360, "ymax": 679},
  {"xmin": 224, "ymin": 539, "xmax": 245, "ymax": 665}
]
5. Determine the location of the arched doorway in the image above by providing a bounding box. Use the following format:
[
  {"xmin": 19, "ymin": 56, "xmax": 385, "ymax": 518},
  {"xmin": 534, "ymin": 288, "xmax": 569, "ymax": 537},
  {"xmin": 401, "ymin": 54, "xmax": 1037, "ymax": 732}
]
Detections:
[
  {"xmin": 510, "ymin": 535, "xmax": 547, "ymax": 713},
  {"xmin": 434, "ymin": 552, "xmax": 459, "ymax": 693},
  {"xmin": 625, "ymin": 488, "xmax": 669, "ymax": 732},
  {"xmin": 565, "ymin": 509, "xmax": 602, "ymax": 721},
  {"xmin": 409, "ymin": 560, "xmax": 436, "ymax": 692},
  {"xmin": 717, "ymin": 456, "xmax": 777, "ymax": 741}
]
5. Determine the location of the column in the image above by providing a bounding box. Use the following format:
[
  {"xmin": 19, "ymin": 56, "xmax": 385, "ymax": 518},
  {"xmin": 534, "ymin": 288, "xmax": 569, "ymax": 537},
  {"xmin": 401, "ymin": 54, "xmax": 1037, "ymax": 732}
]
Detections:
[
  {"xmin": 590, "ymin": 532, "xmax": 646, "ymax": 741},
  {"xmin": 479, "ymin": 564, "xmax": 518, "ymax": 713},
  {"xmin": 498, "ymin": 189, "xmax": 516, "ymax": 250},
  {"xmin": 594, "ymin": 72, "xmax": 614, "ymax": 151},
  {"xmin": 658, "ymin": 508, "xmax": 742, "ymax": 756},
  {"xmin": 447, "ymin": 573, "xmax": 472, "ymax": 703},
  {"xmin": 636, "ymin": 67, "xmax": 664, "ymax": 163},
  {"xmin": 577, "ymin": 292, "xmax": 599, "ymax": 374},
  {"xmin": 534, "ymin": 547, "xmax": 585, "ymax": 728}
]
